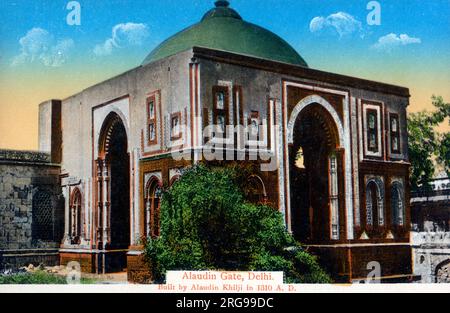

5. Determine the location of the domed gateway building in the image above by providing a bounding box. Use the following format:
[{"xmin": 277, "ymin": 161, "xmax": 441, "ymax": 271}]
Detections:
[{"xmin": 40, "ymin": 1, "xmax": 412, "ymax": 282}]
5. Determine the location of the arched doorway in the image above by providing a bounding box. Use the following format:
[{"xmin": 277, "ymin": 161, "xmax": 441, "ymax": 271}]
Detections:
[
  {"xmin": 97, "ymin": 112, "xmax": 130, "ymax": 271},
  {"xmin": 436, "ymin": 260, "xmax": 450, "ymax": 283},
  {"xmin": 289, "ymin": 103, "xmax": 343, "ymax": 243}
]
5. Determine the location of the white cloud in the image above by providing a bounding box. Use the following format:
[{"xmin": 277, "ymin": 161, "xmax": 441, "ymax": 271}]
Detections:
[
  {"xmin": 372, "ymin": 33, "xmax": 421, "ymax": 51},
  {"xmin": 12, "ymin": 28, "xmax": 74, "ymax": 67},
  {"xmin": 310, "ymin": 12, "xmax": 362, "ymax": 37},
  {"xmin": 42, "ymin": 39, "xmax": 75, "ymax": 67},
  {"xmin": 94, "ymin": 23, "xmax": 149, "ymax": 56},
  {"xmin": 310, "ymin": 17, "xmax": 327, "ymax": 33}
]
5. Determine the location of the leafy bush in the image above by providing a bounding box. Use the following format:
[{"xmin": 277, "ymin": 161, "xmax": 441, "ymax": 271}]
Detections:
[
  {"xmin": 145, "ymin": 165, "xmax": 331, "ymax": 284},
  {"xmin": 0, "ymin": 271, "xmax": 67, "ymax": 284},
  {"xmin": 0, "ymin": 270, "xmax": 96, "ymax": 285}
]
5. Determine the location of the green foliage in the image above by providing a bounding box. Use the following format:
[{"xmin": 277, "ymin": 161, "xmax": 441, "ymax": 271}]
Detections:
[
  {"xmin": 408, "ymin": 111, "xmax": 439, "ymax": 190},
  {"xmin": 0, "ymin": 271, "xmax": 96, "ymax": 285},
  {"xmin": 408, "ymin": 96, "xmax": 450, "ymax": 190},
  {"xmin": 437, "ymin": 133, "xmax": 450, "ymax": 176},
  {"xmin": 145, "ymin": 165, "xmax": 331, "ymax": 284},
  {"xmin": 0, "ymin": 271, "xmax": 66, "ymax": 284}
]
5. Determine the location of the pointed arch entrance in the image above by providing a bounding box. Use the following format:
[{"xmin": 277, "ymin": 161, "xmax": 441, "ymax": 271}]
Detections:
[
  {"xmin": 96, "ymin": 112, "xmax": 130, "ymax": 272},
  {"xmin": 288, "ymin": 98, "xmax": 346, "ymax": 243}
]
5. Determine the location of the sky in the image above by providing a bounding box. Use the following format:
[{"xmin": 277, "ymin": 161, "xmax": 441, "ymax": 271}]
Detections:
[{"xmin": 0, "ymin": 0, "xmax": 449, "ymax": 150}]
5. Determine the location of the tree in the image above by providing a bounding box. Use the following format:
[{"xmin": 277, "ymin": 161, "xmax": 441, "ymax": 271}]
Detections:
[
  {"xmin": 145, "ymin": 165, "xmax": 331, "ymax": 284},
  {"xmin": 408, "ymin": 111, "xmax": 439, "ymax": 190},
  {"xmin": 437, "ymin": 133, "xmax": 450, "ymax": 176},
  {"xmin": 408, "ymin": 96, "xmax": 450, "ymax": 190}
]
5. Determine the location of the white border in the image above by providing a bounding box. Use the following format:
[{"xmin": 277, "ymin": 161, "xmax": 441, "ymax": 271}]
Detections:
[{"xmin": 1, "ymin": 284, "xmax": 448, "ymax": 293}]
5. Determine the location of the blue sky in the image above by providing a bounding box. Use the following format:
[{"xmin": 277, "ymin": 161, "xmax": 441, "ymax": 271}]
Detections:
[
  {"xmin": 0, "ymin": 0, "xmax": 449, "ymax": 70},
  {"xmin": 0, "ymin": 0, "xmax": 449, "ymax": 149}
]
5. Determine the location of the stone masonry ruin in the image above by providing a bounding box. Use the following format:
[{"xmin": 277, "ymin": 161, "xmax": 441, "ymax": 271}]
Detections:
[{"xmin": 0, "ymin": 150, "xmax": 63, "ymax": 271}]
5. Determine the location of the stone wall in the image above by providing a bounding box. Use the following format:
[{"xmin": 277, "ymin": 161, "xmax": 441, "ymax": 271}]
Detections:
[
  {"xmin": 411, "ymin": 178, "xmax": 450, "ymax": 283},
  {"xmin": 412, "ymin": 232, "xmax": 450, "ymax": 283},
  {"xmin": 0, "ymin": 150, "xmax": 63, "ymax": 270},
  {"xmin": 411, "ymin": 176, "xmax": 450, "ymax": 232}
]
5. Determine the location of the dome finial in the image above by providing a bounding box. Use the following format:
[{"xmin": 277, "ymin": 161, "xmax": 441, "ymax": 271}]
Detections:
[{"xmin": 215, "ymin": 0, "xmax": 230, "ymax": 8}]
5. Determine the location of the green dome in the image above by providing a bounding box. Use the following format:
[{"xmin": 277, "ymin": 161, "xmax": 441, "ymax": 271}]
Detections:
[{"xmin": 142, "ymin": 1, "xmax": 308, "ymax": 67}]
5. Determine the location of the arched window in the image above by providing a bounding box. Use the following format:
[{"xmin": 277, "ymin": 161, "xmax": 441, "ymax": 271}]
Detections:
[
  {"xmin": 70, "ymin": 188, "xmax": 82, "ymax": 244},
  {"xmin": 170, "ymin": 175, "xmax": 181, "ymax": 187},
  {"xmin": 391, "ymin": 182, "xmax": 405, "ymax": 226},
  {"xmin": 365, "ymin": 179, "xmax": 385, "ymax": 229},
  {"xmin": 244, "ymin": 175, "xmax": 267, "ymax": 205},
  {"xmin": 145, "ymin": 178, "xmax": 162, "ymax": 238},
  {"xmin": 32, "ymin": 190, "xmax": 54, "ymax": 241}
]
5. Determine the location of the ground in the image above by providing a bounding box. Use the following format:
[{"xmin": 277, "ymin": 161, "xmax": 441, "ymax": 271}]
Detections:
[{"xmin": 1, "ymin": 265, "xmax": 128, "ymax": 284}]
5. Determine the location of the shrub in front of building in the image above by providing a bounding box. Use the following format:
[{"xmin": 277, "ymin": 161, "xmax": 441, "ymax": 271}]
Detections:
[
  {"xmin": 0, "ymin": 270, "xmax": 66, "ymax": 285},
  {"xmin": 144, "ymin": 165, "xmax": 331, "ymax": 284}
]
